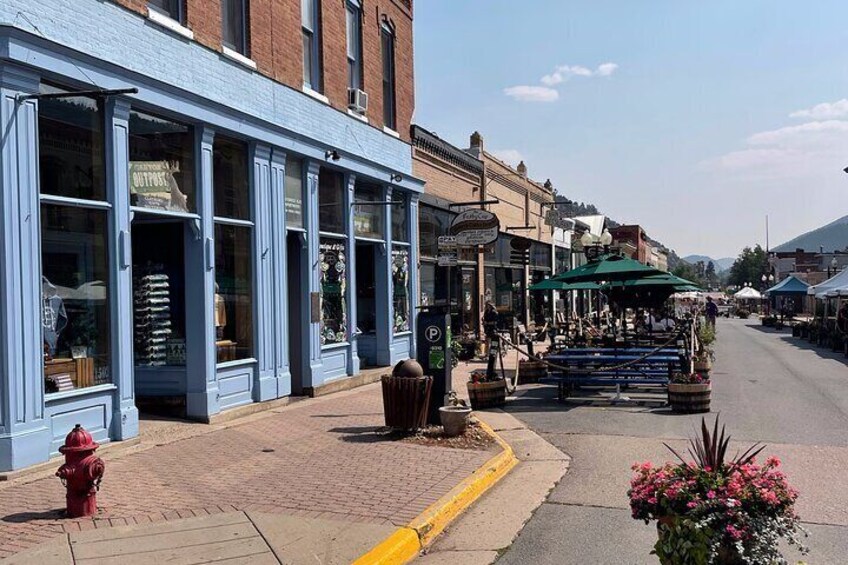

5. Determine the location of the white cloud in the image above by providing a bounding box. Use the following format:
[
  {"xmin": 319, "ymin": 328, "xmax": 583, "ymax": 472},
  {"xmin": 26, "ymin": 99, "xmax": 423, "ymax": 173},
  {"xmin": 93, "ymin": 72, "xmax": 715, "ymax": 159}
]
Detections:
[
  {"xmin": 789, "ymin": 99, "xmax": 848, "ymax": 120},
  {"xmin": 701, "ymin": 120, "xmax": 848, "ymax": 179},
  {"xmin": 596, "ymin": 62, "xmax": 619, "ymax": 77},
  {"xmin": 491, "ymin": 149, "xmax": 523, "ymax": 166},
  {"xmin": 540, "ymin": 62, "xmax": 619, "ymax": 85},
  {"xmin": 503, "ymin": 85, "xmax": 559, "ymax": 103}
]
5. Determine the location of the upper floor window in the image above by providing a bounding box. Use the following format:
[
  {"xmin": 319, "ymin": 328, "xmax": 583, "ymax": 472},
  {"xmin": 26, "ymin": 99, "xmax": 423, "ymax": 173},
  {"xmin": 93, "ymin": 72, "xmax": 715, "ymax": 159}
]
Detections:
[
  {"xmin": 381, "ymin": 22, "xmax": 396, "ymax": 130},
  {"xmin": 222, "ymin": 0, "xmax": 249, "ymax": 55},
  {"xmin": 346, "ymin": 1, "xmax": 363, "ymax": 91},
  {"xmin": 148, "ymin": 0, "xmax": 182, "ymax": 22},
  {"xmin": 302, "ymin": 0, "xmax": 322, "ymax": 91}
]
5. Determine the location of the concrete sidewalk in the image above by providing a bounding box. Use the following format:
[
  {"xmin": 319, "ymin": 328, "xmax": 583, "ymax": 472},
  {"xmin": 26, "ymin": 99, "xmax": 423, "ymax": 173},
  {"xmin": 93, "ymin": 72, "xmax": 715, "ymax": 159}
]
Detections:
[{"xmin": 0, "ymin": 372, "xmax": 502, "ymax": 563}]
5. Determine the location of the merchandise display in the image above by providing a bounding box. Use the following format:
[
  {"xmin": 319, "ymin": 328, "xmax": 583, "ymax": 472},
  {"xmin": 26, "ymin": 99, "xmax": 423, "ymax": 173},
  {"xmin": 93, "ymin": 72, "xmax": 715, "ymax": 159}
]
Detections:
[{"xmin": 133, "ymin": 269, "xmax": 173, "ymax": 366}]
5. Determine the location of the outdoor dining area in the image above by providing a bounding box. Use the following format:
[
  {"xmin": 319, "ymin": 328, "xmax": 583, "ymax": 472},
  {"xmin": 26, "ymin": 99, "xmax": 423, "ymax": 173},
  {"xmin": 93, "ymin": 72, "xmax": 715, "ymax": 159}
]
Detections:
[
  {"xmin": 505, "ymin": 253, "xmax": 714, "ymax": 411},
  {"xmin": 786, "ymin": 268, "xmax": 848, "ymax": 355}
]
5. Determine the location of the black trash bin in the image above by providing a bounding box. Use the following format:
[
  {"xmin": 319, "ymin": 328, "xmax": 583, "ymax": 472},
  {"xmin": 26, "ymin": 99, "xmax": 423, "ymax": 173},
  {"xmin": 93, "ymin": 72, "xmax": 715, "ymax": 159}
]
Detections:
[{"xmin": 381, "ymin": 360, "xmax": 433, "ymax": 431}]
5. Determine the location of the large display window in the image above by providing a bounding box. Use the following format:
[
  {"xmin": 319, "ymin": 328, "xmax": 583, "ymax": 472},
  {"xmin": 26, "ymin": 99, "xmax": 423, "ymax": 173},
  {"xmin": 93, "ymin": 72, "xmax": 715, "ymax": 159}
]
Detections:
[
  {"xmin": 319, "ymin": 238, "xmax": 348, "ymax": 345},
  {"xmin": 128, "ymin": 110, "xmax": 195, "ymax": 213},
  {"xmin": 38, "ymin": 85, "xmax": 112, "ymax": 394},
  {"xmin": 213, "ymin": 137, "xmax": 254, "ymax": 363},
  {"xmin": 484, "ymin": 267, "xmax": 525, "ymax": 330},
  {"xmin": 40, "ymin": 206, "xmax": 112, "ymax": 392}
]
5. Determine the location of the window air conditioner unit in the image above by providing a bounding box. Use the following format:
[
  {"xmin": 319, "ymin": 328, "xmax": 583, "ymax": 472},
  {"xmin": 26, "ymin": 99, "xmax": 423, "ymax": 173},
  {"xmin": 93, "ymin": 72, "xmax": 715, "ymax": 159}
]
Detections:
[{"xmin": 348, "ymin": 88, "xmax": 368, "ymax": 114}]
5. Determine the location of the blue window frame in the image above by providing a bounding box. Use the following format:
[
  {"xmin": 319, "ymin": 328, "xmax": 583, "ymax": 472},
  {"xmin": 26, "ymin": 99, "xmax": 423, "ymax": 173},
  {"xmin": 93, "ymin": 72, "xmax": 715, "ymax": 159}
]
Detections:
[
  {"xmin": 148, "ymin": 0, "xmax": 182, "ymax": 22},
  {"xmin": 346, "ymin": 1, "xmax": 363, "ymax": 91},
  {"xmin": 222, "ymin": 0, "xmax": 249, "ymax": 55},
  {"xmin": 381, "ymin": 22, "xmax": 396, "ymax": 129},
  {"xmin": 302, "ymin": 0, "xmax": 322, "ymax": 91}
]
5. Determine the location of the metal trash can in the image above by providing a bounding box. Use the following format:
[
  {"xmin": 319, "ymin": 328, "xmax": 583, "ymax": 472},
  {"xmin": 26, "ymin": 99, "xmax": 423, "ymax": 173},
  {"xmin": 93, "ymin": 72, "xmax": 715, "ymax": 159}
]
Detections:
[{"xmin": 381, "ymin": 360, "xmax": 433, "ymax": 431}]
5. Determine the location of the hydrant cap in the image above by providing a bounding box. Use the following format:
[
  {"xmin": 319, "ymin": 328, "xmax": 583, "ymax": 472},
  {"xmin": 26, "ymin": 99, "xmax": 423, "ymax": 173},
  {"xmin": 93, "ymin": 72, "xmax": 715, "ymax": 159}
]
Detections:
[{"xmin": 59, "ymin": 424, "xmax": 99, "ymax": 454}]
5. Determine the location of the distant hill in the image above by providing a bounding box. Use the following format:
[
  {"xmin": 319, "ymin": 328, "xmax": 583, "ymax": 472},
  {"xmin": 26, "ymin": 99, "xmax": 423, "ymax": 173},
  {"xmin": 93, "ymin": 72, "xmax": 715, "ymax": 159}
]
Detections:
[
  {"xmin": 683, "ymin": 255, "xmax": 734, "ymax": 272},
  {"xmin": 773, "ymin": 215, "xmax": 848, "ymax": 253}
]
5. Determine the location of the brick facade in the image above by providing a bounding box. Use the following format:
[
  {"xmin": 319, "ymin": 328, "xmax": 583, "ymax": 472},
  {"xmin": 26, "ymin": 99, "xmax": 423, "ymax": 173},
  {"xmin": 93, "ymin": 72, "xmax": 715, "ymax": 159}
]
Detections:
[
  {"xmin": 610, "ymin": 225, "xmax": 650, "ymax": 264},
  {"xmin": 111, "ymin": 0, "xmax": 413, "ymax": 140}
]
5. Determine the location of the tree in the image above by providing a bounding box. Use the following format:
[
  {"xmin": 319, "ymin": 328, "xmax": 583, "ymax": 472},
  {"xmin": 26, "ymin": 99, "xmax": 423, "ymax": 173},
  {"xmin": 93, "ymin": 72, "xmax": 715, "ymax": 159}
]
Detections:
[
  {"xmin": 672, "ymin": 262, "xmax": 706, "ymax": 288},
  {"xmin": 727, "ymin": 245, "xmax": 769, "ymax": 288}
]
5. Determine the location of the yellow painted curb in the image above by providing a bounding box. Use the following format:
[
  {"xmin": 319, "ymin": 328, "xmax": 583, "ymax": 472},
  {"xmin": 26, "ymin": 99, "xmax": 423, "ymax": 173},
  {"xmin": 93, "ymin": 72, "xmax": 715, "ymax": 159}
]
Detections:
[
  {"xmin": 351, "ymin": 527, "xmax": 420, "ymax": 565},
  {"xmin": 351, "ymin": 417, "xmax": 518, "ymax": 564}
]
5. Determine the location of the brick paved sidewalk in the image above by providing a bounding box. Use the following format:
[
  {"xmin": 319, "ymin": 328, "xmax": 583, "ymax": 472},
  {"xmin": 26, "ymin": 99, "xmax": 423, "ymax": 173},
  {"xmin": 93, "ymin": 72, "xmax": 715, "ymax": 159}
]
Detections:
[{"xmin": 0, "ymin": 379, "xmax": 495, "ymax": 559}]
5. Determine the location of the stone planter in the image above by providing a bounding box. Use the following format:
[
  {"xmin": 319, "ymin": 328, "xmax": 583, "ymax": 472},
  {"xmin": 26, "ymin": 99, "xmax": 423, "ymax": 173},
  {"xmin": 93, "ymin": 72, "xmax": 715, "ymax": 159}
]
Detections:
[
  {"xmin": 439, "ymin": 405, "xmax": 472, "ymax": 437},
  {"xmin": 668, "ymin": 382, "xmax": 711, "ymax": 413}
]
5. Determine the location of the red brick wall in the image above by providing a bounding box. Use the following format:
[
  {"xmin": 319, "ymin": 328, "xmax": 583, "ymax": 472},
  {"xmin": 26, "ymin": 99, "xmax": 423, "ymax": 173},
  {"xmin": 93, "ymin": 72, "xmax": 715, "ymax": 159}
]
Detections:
[{"xmin": 110, "ymin": 0, "xmax": 413, "ymax": 142}]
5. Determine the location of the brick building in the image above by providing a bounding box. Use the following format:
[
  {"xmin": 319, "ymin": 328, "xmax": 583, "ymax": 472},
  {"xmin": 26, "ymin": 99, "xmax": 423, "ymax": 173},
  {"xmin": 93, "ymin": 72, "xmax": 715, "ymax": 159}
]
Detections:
[
  {"xmin": 0, "ymin": 0, "xmax": 422, "ymax": 471},
  {"xmin": 610, "ymin": 225, "xmax": 651, "ymax": 264},
  {"xmin": 467, "ymin": 133, "xmax": 556, "ymax": 328}
]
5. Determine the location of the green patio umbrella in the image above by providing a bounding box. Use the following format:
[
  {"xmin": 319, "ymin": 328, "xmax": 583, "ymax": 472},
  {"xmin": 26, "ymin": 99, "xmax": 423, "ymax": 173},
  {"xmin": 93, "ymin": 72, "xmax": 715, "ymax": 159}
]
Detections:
[
  {"xmin": 552, "ymin": 254, "xmax": 663, "ymax": 284},
  {"xmin": 610, "ymin": 273, "xmax": 702, "ymax": 291},
  {"xmin": 529, "ymin": 279, "xmax": 601, "ymax": 291}
]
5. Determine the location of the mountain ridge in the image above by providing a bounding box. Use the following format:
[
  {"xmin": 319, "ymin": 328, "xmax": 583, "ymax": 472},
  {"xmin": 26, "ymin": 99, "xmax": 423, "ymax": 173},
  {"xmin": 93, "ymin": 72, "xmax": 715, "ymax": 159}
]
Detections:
[
  {"xmin": 773, "ymin": 214, "xmax": 848, "ymax": 253},
  {"xmin": 682, "ymin": 255, "xmax": 734, "ymax": 272}
]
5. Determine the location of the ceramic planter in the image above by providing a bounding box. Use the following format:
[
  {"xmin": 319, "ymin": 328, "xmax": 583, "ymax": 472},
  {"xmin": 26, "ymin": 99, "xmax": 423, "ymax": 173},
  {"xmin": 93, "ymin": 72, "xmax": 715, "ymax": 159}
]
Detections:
[{"xmin": 439, "ymin": 405, "xmax": 472, "ymax": 437}]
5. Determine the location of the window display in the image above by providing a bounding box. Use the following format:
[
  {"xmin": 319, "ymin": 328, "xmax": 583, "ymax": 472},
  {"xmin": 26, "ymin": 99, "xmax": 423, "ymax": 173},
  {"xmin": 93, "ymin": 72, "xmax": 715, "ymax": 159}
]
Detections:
[
  {"xmin": 320, "ymin": 238, "xmax": 347, "ymax": 345},
  {"xmin": 40, "ymin": 205, "xmax": 111, "ymax": 392},
  {"xmin": 354, "ymin": 184, "xmax": 383, "ymax": 239},
  {"xmin": 215, "ymin": 224, "xmax": 254, "ymax": 361},
  {"xmin": 37, "ymin": 84, "xmax": 105, "ymax": 201},
  {"xmin": 129, "ymin": 110, "xmax": 195, "ymax": 213},
  {"xmin": 319, "ymin": 169, "xmax": 345, "ymax": 234},
  {"xmin": 133, "ymin": 269, "xmax": 172, "ymax": 366},
  {"xmin": 391, "ymin": 247, "xmax": 410, "ymax": 333},
  {"xmin": 213, "ymin": 136, "xmax": 249, "ymax": 220}
]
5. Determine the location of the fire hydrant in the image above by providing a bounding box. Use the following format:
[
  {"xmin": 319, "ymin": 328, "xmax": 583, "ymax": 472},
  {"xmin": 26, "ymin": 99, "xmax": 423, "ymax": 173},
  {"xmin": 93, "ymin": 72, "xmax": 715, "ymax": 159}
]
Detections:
[{"xmin": 56, "ymin": 424, "xmax": 105, "ymax": 518}]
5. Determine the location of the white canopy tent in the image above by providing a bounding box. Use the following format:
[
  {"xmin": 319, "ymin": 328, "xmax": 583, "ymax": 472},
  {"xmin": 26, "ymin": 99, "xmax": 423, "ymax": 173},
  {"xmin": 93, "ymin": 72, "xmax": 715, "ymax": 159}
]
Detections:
[
  {"xmin": 734, "ymin": 287, "xmax": 762, "ymax": 300},
  {"xmin": 808, "ymin": 269, "xmax": 848, "ymax": 299}
]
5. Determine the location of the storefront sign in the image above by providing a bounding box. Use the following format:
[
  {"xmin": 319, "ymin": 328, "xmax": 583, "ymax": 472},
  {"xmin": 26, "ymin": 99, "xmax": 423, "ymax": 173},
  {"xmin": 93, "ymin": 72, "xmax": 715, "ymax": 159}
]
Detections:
[
  {"xmin": 130, "ymin": 161, "xmax": 179, "ymax": 209},
  {"xmin": 437, "ymin": 235, "xmax": 457, "ymax": 250},
  {"xmin": 450, "ymin": 210, "xmax": 500, "ymax": 247},
  {"xmin": 545, "ymin": 208, "xmax": 575, "ymax": 230},
  {"xmin": 437, "ymin": 253, "xmax": 458, "ymax": 267}
]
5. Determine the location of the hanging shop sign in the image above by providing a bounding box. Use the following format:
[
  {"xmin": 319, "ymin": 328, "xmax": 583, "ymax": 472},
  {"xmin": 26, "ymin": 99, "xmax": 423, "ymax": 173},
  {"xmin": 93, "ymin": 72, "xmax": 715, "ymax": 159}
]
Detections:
[
  {"xmin": 545, "ymin": 209, "xmax": 575, "ymax": 230},
  {"xmin": 129, "ymin": 161, "xmax": 188, "ymax": 212},
  {"xmin": 450, "ymin": 210, "xmax": 500, "ymax": 247}
]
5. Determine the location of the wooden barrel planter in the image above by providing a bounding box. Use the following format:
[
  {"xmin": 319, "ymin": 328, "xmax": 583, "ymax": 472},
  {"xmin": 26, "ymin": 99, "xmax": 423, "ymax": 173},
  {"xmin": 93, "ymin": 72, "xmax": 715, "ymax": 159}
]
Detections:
[
  {"xmin": 467, "ymin": 380, "xmax": 506, "ymax": 409},
  {"xmin": 668, "ymin": 382, "xmax": 711, "ymax": 413},
  {"xmin": 693, "ymin": 357, "xmax": 712, "ymax": 374},
  {"xmin": 518, "ymin": 360, "xmax": 548, "ymax": 383}
]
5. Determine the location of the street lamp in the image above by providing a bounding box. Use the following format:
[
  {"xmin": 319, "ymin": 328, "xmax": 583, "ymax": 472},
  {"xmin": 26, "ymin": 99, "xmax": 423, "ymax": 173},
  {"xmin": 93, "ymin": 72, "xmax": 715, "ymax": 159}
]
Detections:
[{"xmin": 580, "ymin": 229, "xmax": 613, "ymax": 260}]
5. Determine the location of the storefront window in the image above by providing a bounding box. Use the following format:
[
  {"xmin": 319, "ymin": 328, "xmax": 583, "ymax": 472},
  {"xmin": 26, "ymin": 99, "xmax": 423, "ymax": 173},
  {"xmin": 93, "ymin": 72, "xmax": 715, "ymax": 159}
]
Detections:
[
  {"xmin": 319, "ymin": 169, "xmax": 345, "ymax": 234},
  {"xmin": 285, "ymin": 156, "xmax": 304, "ymax": 229},
  {"xmin": 555, "ymin": 246, "xmax": 570, "ymax": 274},
  {"xmin": 484, "ymin": 267, "xmax": 524, "ymax": 330},
  {"xmin": 392, "ymin": 247, "xmax": 410, "ymax": 333},
  {"xmin": 128, "ymin": 110, "xmax": 195, "ymax": 213},
  {"xmin": 392, "ymin": 191, "xmax": 408, "ymax": 242},
  {"xmin": 320, "ymin": 238, "xmax": 347, "ymax": 344},
  {"xmin": 214, "ymin": 224, "xmax": 253, "ymax": 362},
  {"xmin": 419, "ymin": 205, "xmax": 454, "ymax": 258},
  {"xmin": 213, "ymin": 136, "xmax": 249, "ymax": 220},
  {"xmin": 41, "ymin": 205, "xmax": 111, "ymax": 392},
  {"xmin": 38, "ymin": 84, "xmax": 105, "ymax": 201},
  {"xmin": 354, "ymin": 183, "xmax": 383, "ymax": 239}
]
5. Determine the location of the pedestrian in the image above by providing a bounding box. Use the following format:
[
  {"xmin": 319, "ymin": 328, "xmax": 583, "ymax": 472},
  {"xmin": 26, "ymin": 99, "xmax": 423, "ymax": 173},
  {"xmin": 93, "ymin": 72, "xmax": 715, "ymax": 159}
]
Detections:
[{"xmin": 705, "ymin": 296, "xmax": 718, "ymax": 329}]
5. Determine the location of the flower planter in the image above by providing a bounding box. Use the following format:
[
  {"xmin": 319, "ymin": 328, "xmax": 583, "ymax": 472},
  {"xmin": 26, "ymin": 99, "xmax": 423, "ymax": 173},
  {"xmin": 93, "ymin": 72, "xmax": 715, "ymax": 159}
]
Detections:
[
  {"xmin": 467, "ymin": 379, "xmax": 506, "ymax": 410},
  {"xmin": 656, "ymin": 517, "xmax": 744, "ymax": 565},
  {"xmin": 693, "ymin": 357, "xmax": 712, "ymax": 373},
  {"xmin": 668, "ymin": 382, "xmax": 711, "ymax": 413},
  {"xmin": 439, "ymin": 405, "xmax": 472, "ymax": 437},
  {"xmin": 517, "ymin": 359, "xmax": 547, "ymax": 383}
]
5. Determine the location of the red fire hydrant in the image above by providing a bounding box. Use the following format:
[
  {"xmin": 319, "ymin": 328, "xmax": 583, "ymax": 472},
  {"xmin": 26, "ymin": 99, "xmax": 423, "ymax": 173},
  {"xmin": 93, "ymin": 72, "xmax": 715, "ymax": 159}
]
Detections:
[{"xmin": 56, "ymin": 424, "xmax": 105, "ymax": 518}]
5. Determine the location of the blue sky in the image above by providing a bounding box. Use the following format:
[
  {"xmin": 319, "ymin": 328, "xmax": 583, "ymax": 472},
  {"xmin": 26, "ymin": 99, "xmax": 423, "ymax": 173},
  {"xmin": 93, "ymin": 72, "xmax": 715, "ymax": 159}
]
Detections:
[{"xmin": 413, "ymin": 1, "xmax": 848, "ymax": 259}]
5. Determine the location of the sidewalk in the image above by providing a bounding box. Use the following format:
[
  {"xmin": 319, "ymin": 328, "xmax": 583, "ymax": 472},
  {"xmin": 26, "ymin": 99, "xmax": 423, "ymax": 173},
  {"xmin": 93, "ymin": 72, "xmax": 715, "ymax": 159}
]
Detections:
[{"xmin": 0, "ymin": 370, "xmax": 502, "ymax": 563}]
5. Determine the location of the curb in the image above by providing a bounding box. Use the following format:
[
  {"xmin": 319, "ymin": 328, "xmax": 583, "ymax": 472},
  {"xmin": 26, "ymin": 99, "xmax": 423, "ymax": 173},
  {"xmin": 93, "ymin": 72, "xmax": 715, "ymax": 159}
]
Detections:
[{"xmin": 352, "ymin": 418, "xmax": 519, "ymax": 565}]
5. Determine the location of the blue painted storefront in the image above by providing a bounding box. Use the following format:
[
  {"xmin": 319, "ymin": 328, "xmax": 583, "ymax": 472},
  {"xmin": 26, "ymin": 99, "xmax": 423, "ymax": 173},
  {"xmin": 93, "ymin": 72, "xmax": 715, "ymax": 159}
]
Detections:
[{"xmin": 0, "ymin": 1, "xmax": 422, "ymax": 472}]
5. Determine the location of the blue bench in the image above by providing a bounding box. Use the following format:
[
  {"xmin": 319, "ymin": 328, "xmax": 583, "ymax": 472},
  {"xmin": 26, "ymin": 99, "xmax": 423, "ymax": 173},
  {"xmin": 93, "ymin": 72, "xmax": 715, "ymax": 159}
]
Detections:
[{"xmin": 543, "ymin": 347, "xmax": 685, "ymax": 401}]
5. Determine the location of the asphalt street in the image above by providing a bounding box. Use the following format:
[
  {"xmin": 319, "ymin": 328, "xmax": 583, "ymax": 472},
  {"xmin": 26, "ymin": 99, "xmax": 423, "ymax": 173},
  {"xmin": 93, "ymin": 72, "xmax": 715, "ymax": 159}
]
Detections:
[{"xmin": 497, "ymin": 318, "xmax": 848, "ymax": 564}]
